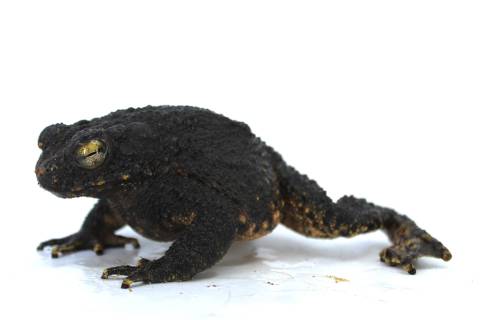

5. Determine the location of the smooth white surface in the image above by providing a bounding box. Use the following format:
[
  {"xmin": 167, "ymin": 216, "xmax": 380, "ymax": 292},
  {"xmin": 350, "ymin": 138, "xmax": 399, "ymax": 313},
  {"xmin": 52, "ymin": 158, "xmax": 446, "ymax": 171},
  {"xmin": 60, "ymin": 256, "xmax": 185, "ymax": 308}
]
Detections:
[
  {"xmin": 1, "ymin": 1, "xmax": 479, "ymax": 319},
  {"xmin": 8, "ymin": 226, "xmax": 478, "ymax": 319}
]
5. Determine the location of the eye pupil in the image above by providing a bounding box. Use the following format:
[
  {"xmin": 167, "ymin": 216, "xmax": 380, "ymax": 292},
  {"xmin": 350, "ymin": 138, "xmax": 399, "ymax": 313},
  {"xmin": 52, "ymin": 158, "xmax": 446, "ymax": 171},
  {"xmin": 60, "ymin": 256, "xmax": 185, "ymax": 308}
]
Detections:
[{"xmin": 75, "ymin": 140, "xmax": 107, "ymax": 169}]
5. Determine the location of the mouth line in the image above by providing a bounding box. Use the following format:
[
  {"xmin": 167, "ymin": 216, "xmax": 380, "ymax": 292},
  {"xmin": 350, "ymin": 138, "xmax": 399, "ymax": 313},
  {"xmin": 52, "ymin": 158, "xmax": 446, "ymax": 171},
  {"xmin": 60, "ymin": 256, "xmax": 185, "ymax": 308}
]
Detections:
[
  {"xmin": 44, "ymin": 180, "xmax": 110, "ymax": 198},
  {"xmin": 42, "ymin": 175, "xmax": 131, "ymax": 198},
  {"xmin": 70, "ymin": 182, "xmax": 109, "ymax": 194},
  {"xmin": 68, "ymin": 176, "xmax": 131, "ymax": 195}
]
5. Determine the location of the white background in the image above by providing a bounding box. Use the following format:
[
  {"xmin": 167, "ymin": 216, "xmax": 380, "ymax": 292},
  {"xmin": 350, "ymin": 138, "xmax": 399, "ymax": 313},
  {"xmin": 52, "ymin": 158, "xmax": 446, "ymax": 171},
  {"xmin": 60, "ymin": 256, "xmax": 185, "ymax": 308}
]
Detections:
[{"xmin": 1, "ymin": 1, "xmax": 479, "ymax": 319}]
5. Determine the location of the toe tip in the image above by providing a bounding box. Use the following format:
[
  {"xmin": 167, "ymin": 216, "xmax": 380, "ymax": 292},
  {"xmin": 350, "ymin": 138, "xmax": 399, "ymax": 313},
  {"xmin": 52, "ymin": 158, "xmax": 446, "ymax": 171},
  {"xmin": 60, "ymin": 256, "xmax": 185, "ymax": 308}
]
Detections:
[
  {"xmin": 93, "ymin": 244, "xmax": 104, "ymax": 256},
  {"xmin": 121, "ymin": 279, "xmax": 134, "ymax": 289},
  {"xmin": 442, "ymin": 250, "xmax": 452, "ymax": 261},
  {"xmin": 403, "ymin": 263, "xmax": 417, "ymax": 275}
]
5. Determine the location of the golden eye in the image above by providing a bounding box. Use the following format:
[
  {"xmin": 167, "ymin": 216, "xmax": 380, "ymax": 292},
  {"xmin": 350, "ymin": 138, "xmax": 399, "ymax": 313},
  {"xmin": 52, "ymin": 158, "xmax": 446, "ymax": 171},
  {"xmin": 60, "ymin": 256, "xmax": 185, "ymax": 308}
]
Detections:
[{"xmin": 75, "ymin": 139, "xmax": 107, "ymax": 169}]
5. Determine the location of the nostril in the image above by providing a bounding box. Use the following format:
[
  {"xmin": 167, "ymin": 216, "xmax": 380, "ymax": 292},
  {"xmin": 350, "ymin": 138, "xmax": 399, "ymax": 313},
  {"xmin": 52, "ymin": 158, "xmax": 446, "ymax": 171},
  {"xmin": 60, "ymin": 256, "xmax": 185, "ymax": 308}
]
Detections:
[{"xmin": 35, "ymin": 166, "xmax": 47, "ymax": 177}]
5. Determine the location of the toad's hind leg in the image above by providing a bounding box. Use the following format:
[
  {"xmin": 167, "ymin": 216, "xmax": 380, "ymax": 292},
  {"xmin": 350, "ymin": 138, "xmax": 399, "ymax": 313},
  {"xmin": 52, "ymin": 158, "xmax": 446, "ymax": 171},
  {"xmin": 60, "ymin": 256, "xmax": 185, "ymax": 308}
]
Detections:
[{"xmin": 273, "ymin": 160, "xmax": 452, "ymax": 275}]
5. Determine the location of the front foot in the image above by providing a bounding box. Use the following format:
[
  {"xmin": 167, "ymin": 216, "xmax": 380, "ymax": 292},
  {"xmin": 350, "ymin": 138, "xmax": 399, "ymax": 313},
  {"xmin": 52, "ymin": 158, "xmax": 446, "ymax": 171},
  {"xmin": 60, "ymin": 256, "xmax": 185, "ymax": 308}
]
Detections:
[
  {"xmin": 380, "ymin": 229, "xmax": 452, "ymax": 275},
  {"xmin": 37, "ymin": 232, "xmax": 140, "ymax": 258},
  {"xmin": 102, "ymin": 258, "xmax": 192, "ymax": 289}
]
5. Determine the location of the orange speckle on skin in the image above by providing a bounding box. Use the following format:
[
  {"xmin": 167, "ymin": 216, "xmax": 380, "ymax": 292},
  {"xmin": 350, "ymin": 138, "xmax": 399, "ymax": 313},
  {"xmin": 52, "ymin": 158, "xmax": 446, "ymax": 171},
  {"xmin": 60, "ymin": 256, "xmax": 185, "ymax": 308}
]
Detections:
[{"xmin": 239, "ymin": 212, "xmax": 248, "ymax": 224}]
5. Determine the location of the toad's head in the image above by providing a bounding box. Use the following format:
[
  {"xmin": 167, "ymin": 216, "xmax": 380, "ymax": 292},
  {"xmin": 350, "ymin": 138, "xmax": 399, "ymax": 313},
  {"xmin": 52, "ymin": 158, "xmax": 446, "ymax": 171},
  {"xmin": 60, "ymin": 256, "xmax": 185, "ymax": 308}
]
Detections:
[{"xmin": 35, "ymin": 118, "xmax": 161, "ymax": 198}]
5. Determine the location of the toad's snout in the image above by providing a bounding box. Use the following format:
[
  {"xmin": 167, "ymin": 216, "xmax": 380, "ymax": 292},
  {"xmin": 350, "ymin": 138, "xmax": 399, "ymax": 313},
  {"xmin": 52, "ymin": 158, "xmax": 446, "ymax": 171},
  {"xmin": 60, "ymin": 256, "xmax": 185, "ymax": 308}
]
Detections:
[
  {"xmin": 35, "ymin": 159, "xmax": 61, "ymax": 191},
  {"xmin": 35, "ymin": 166, "xmax": 47, "ymax": 177}
]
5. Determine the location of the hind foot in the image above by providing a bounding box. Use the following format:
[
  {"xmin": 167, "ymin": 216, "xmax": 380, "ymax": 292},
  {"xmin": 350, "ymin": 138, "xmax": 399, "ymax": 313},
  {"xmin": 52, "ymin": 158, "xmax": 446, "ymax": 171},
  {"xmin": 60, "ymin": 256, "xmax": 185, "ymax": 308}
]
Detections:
[{"xmin": 380, "ymin": 230, "xmax": 452, "ymax": 275}]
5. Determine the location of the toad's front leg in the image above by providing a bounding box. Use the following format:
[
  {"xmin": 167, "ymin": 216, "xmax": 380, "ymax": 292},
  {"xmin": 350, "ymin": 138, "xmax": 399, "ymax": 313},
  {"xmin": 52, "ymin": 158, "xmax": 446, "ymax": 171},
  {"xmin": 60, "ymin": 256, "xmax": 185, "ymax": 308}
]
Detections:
[
  {"xmin": 37, "ymin": 199, "xmax": 139, "ymax": 257},
  {"xmin": 102, "ymin": 200, "xmax": 237, "ymax": 289}
]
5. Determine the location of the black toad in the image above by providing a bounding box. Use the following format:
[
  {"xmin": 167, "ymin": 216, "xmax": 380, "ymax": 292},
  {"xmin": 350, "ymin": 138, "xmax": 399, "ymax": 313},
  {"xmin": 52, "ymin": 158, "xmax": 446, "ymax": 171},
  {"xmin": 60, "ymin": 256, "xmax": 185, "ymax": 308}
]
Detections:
[{"xmin": 35, "ymin": 106, "xmax": 452, "ymax": 289}]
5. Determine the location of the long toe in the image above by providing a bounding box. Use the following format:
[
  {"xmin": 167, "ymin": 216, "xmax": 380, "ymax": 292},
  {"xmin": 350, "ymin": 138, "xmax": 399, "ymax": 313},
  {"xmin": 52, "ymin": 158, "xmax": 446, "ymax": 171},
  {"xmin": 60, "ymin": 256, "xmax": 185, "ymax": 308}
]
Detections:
[
  {"xmin": 120, "ymin": 271, "xmax": 149, "ymax": 289},
  {"xmin": 101, "ymin": 265, "xmax": 139, "ymax": 279}
]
